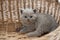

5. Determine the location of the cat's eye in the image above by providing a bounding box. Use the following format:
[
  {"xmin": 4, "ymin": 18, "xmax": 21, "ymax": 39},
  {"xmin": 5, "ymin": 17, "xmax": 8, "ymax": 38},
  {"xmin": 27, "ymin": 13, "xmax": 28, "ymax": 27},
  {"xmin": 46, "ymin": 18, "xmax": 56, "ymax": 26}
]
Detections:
[
  {"xmin": 24, "ymin": 16, "xmax": 27, "ymax": 18},
  {"xmin": 30, "ymin": 16, "xmax": 33, "ymax": 18}
]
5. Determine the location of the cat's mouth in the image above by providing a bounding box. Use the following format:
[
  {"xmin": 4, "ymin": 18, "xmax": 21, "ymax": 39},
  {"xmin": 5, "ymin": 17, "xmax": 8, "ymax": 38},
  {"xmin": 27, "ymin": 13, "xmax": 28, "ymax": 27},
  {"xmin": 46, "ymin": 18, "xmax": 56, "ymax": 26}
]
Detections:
[
  {"xmin": 27, "ymin": 19, "xmax": 30, "ymax": 22},
  {"xmin": 27, "ymin": 19, "xmax": 32, "ymax": 24}
]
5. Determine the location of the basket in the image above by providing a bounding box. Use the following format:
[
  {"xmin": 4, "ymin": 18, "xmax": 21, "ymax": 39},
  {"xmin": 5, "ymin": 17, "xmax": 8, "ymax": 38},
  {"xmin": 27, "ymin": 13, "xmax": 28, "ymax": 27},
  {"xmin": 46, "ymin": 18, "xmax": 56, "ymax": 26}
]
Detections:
[{"xmin": 0, "ymin": 0, "xmax": 60, "ymax": 40}]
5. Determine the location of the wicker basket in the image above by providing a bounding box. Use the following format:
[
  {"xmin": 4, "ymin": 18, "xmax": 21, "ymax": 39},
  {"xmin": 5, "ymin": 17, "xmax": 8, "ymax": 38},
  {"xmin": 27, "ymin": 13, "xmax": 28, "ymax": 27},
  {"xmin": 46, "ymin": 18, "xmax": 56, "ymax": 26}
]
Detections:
[{"xmin": 0, "ymin": 0, "xmax": 60, "ymax": 32}]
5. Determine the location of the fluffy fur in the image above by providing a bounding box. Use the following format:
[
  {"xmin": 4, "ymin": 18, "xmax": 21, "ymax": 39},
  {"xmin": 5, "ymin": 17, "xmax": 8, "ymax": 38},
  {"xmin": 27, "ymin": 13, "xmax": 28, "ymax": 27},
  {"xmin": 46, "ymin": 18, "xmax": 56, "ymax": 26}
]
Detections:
[{"xmin": 17, "ymin": 8, "xmax": 58, "ymax": 37}]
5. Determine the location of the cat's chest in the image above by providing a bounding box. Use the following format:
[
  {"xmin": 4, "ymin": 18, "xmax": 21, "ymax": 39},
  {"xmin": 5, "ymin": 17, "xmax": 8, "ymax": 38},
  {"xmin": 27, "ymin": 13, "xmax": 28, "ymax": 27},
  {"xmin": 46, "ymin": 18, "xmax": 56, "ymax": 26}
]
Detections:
[{"xmin": 22, "ymin": 22, "xmax": 35, "ymax": 27}]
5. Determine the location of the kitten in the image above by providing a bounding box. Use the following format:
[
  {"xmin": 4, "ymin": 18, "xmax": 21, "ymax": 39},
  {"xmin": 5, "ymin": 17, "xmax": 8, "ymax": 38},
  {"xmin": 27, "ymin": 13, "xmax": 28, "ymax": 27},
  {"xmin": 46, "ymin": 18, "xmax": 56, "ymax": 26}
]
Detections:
[{"xmin": 17, "ymin": 8, "xmax": 58, "ymax": 37}]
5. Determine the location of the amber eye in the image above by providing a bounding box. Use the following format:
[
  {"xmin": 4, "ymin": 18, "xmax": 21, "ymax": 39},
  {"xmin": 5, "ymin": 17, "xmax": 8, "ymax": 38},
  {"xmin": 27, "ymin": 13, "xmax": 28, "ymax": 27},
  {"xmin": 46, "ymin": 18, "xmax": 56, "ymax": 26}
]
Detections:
[
  {"xmin": 24, "ymin": 16, "xmax": 27, "ymax": 18},
  {"xmin": 30, "ymin": 16, "xmax": 33, "ymax": 18}
]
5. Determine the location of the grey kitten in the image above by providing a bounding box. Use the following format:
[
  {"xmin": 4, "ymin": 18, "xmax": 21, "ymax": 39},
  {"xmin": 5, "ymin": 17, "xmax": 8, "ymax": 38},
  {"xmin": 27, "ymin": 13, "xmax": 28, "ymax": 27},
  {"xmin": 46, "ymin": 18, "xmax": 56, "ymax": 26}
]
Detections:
[{"xmin": 19, "ymin": 8, "xmax": 58, "ymax": 37}]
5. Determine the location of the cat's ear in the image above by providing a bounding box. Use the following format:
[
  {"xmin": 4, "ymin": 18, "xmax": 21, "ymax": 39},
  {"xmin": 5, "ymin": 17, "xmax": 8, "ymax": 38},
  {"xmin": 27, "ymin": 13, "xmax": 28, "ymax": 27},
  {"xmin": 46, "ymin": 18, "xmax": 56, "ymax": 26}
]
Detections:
[
  {"xmin": 33, "ymin": 9, "xmax": 36, "ymax": 13},
  {"xmin": 20, "ymin": 9, "xmax": 24, "ymax": 14}
]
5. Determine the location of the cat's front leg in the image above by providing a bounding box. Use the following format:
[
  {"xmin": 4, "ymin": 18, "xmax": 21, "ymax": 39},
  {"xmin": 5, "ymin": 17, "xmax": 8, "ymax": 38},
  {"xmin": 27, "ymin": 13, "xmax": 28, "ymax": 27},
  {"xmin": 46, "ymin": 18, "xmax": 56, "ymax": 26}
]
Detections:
[
  {"xmin": 26, "ymin": 24, "xmax": 43, "ymax": 37},
  {"xmin": 20, "ymin": 26, "xmax": 34, "ymax": 34},
  {"xmin": 26, "ymin": 31, "xmax": 41, "ymax": 37},
  {"xmin": 20, "ymin": 26, "xmax": 28, "ymax": 34}
]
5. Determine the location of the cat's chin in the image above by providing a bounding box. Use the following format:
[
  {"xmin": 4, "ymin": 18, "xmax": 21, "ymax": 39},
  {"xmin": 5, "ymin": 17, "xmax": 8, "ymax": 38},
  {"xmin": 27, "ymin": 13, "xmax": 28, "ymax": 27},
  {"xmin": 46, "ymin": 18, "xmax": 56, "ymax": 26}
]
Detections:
[
  {"xmin": 26, "ymin": 22, "xmax": 33, "ymax": 25},
  {"xmin": 25, "ymin": 22, "xmax": 31, "ymax": 24}
]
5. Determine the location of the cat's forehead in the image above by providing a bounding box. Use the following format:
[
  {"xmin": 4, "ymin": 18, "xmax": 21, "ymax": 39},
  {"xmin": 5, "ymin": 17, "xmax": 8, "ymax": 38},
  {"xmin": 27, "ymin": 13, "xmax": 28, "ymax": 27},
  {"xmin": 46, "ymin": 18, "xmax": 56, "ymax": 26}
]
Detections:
[{"xmin": 23, "ymin": 8, "xmax": 34, "ymax": 13}]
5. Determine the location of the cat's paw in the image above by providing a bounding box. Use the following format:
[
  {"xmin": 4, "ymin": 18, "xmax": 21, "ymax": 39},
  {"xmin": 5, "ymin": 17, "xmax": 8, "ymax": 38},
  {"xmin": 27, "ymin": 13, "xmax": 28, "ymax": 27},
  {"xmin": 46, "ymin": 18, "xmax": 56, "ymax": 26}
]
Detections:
[
  {"xmin": 20, "ymin": 29, "xmax": 26, "ymax": 34},
  {"xmin": 26, "ymin": 33, "xmax": 33, "ymax": 37},
  {"xmin": 20, "ymin": 28, "xmax": 27, "ymax": 34},
  {"xmin": 26, "ymin": 32, "xmax": 41, "ymax": 37}
]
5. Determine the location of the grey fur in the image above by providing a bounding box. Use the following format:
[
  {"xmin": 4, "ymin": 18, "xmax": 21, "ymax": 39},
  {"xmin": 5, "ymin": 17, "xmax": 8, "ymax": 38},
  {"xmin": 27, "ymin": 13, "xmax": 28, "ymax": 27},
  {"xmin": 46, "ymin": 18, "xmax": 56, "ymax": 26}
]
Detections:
[{"xmin": 19, "ymin": 8, "xmax": 58, "ymax": 37}]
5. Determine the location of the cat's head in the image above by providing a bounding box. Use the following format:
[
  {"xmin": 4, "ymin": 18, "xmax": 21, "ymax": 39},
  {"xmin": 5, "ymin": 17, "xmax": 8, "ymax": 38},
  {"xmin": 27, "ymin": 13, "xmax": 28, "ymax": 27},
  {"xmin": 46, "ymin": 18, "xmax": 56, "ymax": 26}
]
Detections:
[{"xmin": 20, "ymin": 8, "xmax": 37, "ymax": 24}]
